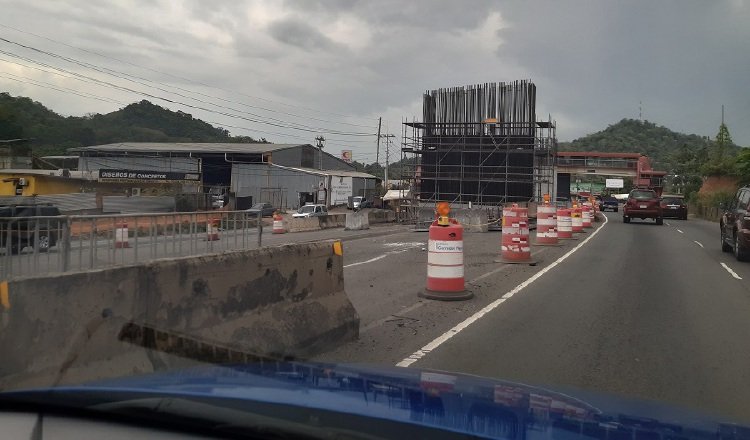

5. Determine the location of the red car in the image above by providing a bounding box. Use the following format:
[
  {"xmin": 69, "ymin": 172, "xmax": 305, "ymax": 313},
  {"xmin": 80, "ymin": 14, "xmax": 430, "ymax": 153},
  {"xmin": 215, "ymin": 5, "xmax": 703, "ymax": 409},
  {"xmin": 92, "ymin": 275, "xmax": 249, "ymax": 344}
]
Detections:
[
  {"xmin": 623, "ymin": 189, "xmax": 663, "ymax": 225},
  {"xmin": 720, "ymin": 186, "xmax": 750, "ymax": 261}
]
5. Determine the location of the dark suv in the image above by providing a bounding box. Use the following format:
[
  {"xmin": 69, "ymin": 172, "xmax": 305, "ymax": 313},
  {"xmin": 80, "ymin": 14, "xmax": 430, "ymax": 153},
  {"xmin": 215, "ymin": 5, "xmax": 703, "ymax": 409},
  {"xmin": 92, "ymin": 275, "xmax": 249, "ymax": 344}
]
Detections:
[
  {"xmin": 661, "ymin": 195, "xmax": 688, "ymax": 220},
  {"xmin": 599, "ymin": 196, "xmax": 619, "ymax": 212},
  {"xmin": 720, "ymin": 186, "xmax": 750, "ymax": 261},
  {"xmin": 623, "ymin": 189, "xmax": 663, "ymax": 225},
  {"xmin": 0, "ymin": 205, "xmax": 63, "ymax": 254}
]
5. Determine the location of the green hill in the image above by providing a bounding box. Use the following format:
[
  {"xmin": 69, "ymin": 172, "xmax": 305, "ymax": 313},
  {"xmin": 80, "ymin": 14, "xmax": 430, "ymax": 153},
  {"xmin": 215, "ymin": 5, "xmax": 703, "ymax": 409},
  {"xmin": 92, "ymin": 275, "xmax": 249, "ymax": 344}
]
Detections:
[
  {"xmin": 560, "ymin": 118, "xmax": 739, "ymax": 170},
  {"xmin": 0, "ymin": 93, "xmax": 266, "ymax": 157}
]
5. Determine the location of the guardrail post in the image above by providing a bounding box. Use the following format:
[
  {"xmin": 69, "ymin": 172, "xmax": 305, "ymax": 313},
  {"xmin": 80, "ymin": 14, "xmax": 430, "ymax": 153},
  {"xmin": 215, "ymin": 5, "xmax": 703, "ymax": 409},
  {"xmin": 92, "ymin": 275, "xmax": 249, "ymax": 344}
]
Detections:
[
  {"xmin": 61, "ymin": 217, "xmax": 71, "ymax": 273},
  {"xmin": 257, "ymin": 213, "xmax": 262, "ymax": 248}
]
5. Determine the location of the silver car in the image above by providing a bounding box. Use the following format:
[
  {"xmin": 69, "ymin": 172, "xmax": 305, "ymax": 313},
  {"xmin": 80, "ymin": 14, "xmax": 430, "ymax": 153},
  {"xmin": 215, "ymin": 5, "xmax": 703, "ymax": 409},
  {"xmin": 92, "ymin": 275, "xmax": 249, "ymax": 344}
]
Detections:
[{"xmin": 293, "ymin": 204, "xmax": 328, "ymax": 218}]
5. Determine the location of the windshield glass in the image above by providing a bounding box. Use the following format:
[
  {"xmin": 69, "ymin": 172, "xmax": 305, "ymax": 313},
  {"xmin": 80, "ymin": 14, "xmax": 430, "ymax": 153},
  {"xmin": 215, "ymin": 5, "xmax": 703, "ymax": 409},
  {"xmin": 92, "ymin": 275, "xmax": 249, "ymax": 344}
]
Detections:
[
  {"xmin": 630, "ymin": 190, "xmax": 656, "ymax": 200},
  {"xmin": 2, "ymin": 1, "xmax": 749, "ymax": 434}
]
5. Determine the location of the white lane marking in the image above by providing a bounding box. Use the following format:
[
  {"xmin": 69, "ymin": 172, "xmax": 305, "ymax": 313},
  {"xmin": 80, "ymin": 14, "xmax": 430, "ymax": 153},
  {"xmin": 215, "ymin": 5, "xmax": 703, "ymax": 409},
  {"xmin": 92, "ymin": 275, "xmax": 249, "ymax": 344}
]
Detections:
[
  {"xmin": 344, "ymin": 248, "xmax": 411, "ymax": 268},
  {"xmin": 365, "ymin": 250, "xmax": 547, "ymax": 333},
  {"xmin": 720, "ymin": 262, "xmax": 743, "ymax": 280},
  {"xmin": 676, "ymin": 229, "xmax": 684, "ymax": 234},
  {"xmin": 666, "ymin": 222, "xmax": 671, "ymax": 226},
  {"xmin": 694, "ymin": 240, "xmax": 704, "ymax": 248},
  {"xmin": 396, "ymin": 214, "xmax": 609, "ymax": 368}
]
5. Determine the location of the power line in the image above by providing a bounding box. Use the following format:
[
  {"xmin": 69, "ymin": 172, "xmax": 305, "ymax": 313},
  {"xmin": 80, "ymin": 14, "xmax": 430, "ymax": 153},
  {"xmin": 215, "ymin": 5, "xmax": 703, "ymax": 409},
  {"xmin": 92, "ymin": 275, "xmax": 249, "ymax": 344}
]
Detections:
[
  {"xmin": 0, "ymin": 72, "xmax": 125, "ymax": 104},
  {"xmin": 0, "ymin": 25, "xmax": 379, "ymax": 129},
  {"xmin": 0, "ymin": 38, "xmax": 376, "ymax": 136},
  {"xmin": 0, "ymin": 69, "xmax": 375, "ymax": 150},
  {"xmin": 0, "ymin": 50, "xmax": 376, "ymax": 151},
  {"xmin": 0, "ymin": 22, "xmax": 379, "ymax": 125}
]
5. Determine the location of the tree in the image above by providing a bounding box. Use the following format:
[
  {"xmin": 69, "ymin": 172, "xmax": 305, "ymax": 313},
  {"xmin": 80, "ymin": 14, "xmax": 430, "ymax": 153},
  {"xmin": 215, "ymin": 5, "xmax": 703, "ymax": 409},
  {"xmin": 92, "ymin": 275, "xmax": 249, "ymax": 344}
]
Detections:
[
  {"xmin": 734, "ymin": 148, "xmax": 750, "ymax": 186},
  {"xmin": 713, "ymin": 122, "xmax": 733, "ymax": 162},
  {"xmin": 701, "ymin": 122, "xmax": 737, "ymax": 177}
]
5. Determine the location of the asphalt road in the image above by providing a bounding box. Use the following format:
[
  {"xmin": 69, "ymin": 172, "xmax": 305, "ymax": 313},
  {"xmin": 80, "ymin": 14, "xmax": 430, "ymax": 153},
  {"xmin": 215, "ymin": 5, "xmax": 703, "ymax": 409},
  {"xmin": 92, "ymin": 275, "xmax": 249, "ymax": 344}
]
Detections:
[{"xmin": 319, "ymin": 214, "xmax": 750, "ymax": 424}]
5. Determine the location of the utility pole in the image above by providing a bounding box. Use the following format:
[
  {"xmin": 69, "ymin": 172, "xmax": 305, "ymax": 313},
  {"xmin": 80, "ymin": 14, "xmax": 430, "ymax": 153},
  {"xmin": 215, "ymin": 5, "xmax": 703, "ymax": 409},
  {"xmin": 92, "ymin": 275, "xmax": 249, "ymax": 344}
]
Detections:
[
  {"xmin": 375, "ymin": 117, "xmax": 382, "ymax": 165},
  {"xmin": 315, "ymin": 136, "xmax": 325, "ymax": 170},
  {"xmin": 383, "ymin": 134, "xmax": 395, "ymax": 189}
]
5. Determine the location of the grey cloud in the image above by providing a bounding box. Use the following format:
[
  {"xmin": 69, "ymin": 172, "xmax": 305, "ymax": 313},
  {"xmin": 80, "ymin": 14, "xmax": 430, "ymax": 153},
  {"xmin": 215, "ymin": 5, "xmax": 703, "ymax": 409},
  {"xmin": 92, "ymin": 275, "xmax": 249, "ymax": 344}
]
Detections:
[
  {"xmin": 282, "ymin": 0, "xmax": 499, "ymax": 31},
  {"xmin": 267, "ymin": 18, "xmax": 339, "ymax": 51},
  {"xmin": 1, "ymin": 0, "xmax": 749, "ymax": 152}
]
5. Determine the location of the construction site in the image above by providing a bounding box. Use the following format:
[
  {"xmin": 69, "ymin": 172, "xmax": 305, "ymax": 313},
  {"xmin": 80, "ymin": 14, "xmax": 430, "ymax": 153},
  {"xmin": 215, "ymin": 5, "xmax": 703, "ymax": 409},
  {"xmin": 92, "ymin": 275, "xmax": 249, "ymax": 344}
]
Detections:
[{"xmin": 400, "ymin": 80, "xmax": 557, "ymax": 225}]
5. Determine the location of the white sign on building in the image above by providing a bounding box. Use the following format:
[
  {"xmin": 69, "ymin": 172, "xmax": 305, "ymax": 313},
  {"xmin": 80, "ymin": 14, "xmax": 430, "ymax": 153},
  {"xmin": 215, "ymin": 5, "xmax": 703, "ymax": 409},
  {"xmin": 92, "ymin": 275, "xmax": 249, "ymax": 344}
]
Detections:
[
  {"xmin": 605, "ymin": 178, "xmax": 624, "ymax": 188},
  {"xmin": 330, "ymin": 176, "xmax": 353, "ymax": 205}
]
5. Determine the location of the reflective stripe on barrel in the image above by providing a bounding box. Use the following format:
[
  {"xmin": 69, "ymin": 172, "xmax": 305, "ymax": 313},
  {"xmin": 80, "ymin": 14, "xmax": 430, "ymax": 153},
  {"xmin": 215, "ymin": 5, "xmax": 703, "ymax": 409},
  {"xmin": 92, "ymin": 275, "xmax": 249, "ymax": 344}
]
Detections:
[
  {"xmin": 571, "ymin": 207, "xmax": 583, "ymax": 233},
  {"xmin": 582, "ymin": 203, "xmax": 593, "ymax": 228},
  {"xmin": 426, "ymin": 222, "xmax": 465, "ymax": 292},
  {"xmin": 501, "ymin": 205, "xmax": 532, "ymax": 261},
  {"xmin": 272, "ymin": 214, "xmax": 286, "ymax": 234},
  {"xmin": 557, "ymin": 208, "xmax": 573, "ymax": 239},
  {"xmin": 535, "ymin": 204, "xmax": 558, "ymax": 245},
  {"xmin": 114, "ymin": 223, "xmax": 129, "ymax": 248}
]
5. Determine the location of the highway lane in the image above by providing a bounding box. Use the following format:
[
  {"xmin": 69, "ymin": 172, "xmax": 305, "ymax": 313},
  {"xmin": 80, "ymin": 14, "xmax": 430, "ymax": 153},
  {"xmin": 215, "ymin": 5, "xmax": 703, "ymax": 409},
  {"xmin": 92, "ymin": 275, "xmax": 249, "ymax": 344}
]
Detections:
[
  {"xmin": 662, "ymin": 215, "xmax": 750, "ymax": 280},
  {"xmin": 318, "ymin": 221, "xmax": 605, "ymax": 364},
  {"xmin": 405, "ymin": 213, "xmax": 750, "ymax": 423}
]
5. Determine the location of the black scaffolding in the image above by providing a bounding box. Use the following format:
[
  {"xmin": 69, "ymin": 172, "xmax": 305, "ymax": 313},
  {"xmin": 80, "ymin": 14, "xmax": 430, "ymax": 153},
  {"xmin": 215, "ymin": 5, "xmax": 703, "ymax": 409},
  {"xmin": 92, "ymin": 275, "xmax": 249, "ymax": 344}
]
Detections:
[{"xmin": 401, "ymin": 81, "xmax": 556, "ymax": 214}]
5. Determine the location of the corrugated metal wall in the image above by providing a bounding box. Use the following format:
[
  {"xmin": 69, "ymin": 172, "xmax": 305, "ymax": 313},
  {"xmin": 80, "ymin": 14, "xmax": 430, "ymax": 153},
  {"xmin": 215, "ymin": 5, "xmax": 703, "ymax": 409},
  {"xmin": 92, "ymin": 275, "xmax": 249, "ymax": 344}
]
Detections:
[
  {"xmin": 78, "ymin": 156, "xmax": 200, "ymax": 173},
  {"xmin": 271, "ymin": 145, "xmax": 355, "ymax": 171},
  {"xmin": 269, "ymin": 148, "xmax": 302, "ymax": 168},
  {"xmin": 231, "ymin": 164, "xmax": 322, "ymax": 209}
]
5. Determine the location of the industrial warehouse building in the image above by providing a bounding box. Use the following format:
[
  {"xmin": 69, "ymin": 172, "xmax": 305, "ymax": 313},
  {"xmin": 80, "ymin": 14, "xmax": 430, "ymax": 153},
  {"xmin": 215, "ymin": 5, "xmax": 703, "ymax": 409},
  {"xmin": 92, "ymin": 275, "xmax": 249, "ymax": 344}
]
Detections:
[{"xmin": 71, "ymin": 143, "xmax": 378, "ymax": 209}]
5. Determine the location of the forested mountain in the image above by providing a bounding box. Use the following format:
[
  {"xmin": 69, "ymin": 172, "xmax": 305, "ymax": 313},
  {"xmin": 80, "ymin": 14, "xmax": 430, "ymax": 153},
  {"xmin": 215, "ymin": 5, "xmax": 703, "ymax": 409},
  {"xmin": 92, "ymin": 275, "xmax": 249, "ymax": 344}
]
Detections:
[
  {"xmin": 559, "ymin": 118, "xmax": 740, "ymax": 170},
  {"xmin": 0, "ymin": 93, "xmax": 266, "ymax": 156}
]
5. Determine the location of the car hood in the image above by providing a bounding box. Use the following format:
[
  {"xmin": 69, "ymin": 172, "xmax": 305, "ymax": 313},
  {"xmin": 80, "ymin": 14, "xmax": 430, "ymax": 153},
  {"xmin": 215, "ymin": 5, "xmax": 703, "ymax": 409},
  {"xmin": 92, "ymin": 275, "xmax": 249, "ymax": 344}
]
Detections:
[{"xmin": 1, "ymin": 362, "xmax": 745, "ymax": 439}]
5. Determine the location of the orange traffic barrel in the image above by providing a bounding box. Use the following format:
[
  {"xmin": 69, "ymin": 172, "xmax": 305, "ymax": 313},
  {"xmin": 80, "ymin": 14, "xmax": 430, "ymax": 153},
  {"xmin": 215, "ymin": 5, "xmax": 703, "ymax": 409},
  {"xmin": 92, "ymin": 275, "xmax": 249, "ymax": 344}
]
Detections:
[
  {"xmin": 114, "ymin": 223, "xmax": 129, "ymax": 248},
  {"xmin": 206, "ymin": 219, "xmax": 220, "ymax": 241},
  {"xmin": 497, "ymin": 204, "xmax": 536, "ymax": 265},
  {"xmin": 571, "ymin": 206, "xmax": 584, "ymax": 233},
  {"xmin": 272, "ymin": 213, "xmax": 286, "ymax": 234},
  {"xmin": 535, "ymin": 204, "xmax": 559, "ymax": 246},
  {"xmin": 557, "ymin": 208, "xmax": 574, "ymax": 239},
  {"xmin": 582, "ymin": 204, "xmax": 593, "ymax": 228},
  {"xmin": 420, "ymin": 218, "xmax": 472, "ymax": 301}
]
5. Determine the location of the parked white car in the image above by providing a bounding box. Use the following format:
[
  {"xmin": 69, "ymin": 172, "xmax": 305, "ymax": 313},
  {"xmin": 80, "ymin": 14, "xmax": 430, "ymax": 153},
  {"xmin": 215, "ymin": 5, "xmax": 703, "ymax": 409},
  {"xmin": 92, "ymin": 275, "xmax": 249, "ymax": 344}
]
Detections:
[{"xmin": 292, "ymin": 204, "xmax": 328, "ymax": 218}]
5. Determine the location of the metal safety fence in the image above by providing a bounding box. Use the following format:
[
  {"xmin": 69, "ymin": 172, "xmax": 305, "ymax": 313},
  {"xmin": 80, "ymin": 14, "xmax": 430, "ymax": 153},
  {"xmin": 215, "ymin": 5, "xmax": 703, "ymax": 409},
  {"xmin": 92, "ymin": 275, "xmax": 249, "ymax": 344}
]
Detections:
[{"xmin": 1, "ymin": 210, "xmax": 267, "ymax": 279}]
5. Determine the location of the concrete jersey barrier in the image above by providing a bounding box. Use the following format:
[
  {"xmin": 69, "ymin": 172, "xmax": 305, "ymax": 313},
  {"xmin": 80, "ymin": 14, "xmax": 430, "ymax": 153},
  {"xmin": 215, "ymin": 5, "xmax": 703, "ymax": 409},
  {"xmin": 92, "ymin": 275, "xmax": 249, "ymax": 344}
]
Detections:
[
  {"xmin": 287, "ymin": 214, "xmax": 346, "ymax": 232},
  {"xmin": 0, "ymin": 240, "xmax": 359, "ymax": 389},
  {"xmin": 345, "ymin": 211, "xmax": 370, "ymax": 230},
  {"xmin": 367, "ymin": 209, "xmax": 396, "ymax": 224}
]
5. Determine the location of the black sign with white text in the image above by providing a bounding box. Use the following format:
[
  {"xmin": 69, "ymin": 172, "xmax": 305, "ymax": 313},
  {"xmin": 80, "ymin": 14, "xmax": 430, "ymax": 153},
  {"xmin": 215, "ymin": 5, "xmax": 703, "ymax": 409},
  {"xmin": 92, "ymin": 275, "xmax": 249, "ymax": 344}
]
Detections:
[{"xmin": 98, "ymin": 169, "xmax": 201, "ymax": 182}]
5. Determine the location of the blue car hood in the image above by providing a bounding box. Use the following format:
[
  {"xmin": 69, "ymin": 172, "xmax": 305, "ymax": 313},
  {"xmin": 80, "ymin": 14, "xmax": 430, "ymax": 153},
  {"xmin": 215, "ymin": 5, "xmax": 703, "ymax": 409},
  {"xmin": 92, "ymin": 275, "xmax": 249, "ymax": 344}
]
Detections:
[{"xmin": 1, "ymin": 362, "xmax": 748, "ymax": 439}]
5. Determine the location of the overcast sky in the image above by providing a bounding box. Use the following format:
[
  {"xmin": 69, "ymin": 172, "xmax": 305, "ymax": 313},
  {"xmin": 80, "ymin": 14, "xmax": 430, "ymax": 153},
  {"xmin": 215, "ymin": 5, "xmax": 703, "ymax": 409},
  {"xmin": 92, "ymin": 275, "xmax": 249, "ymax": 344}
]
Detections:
[{"xmin": 1, "ymin": 0, "xmax": 748, "ymax": 163}]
